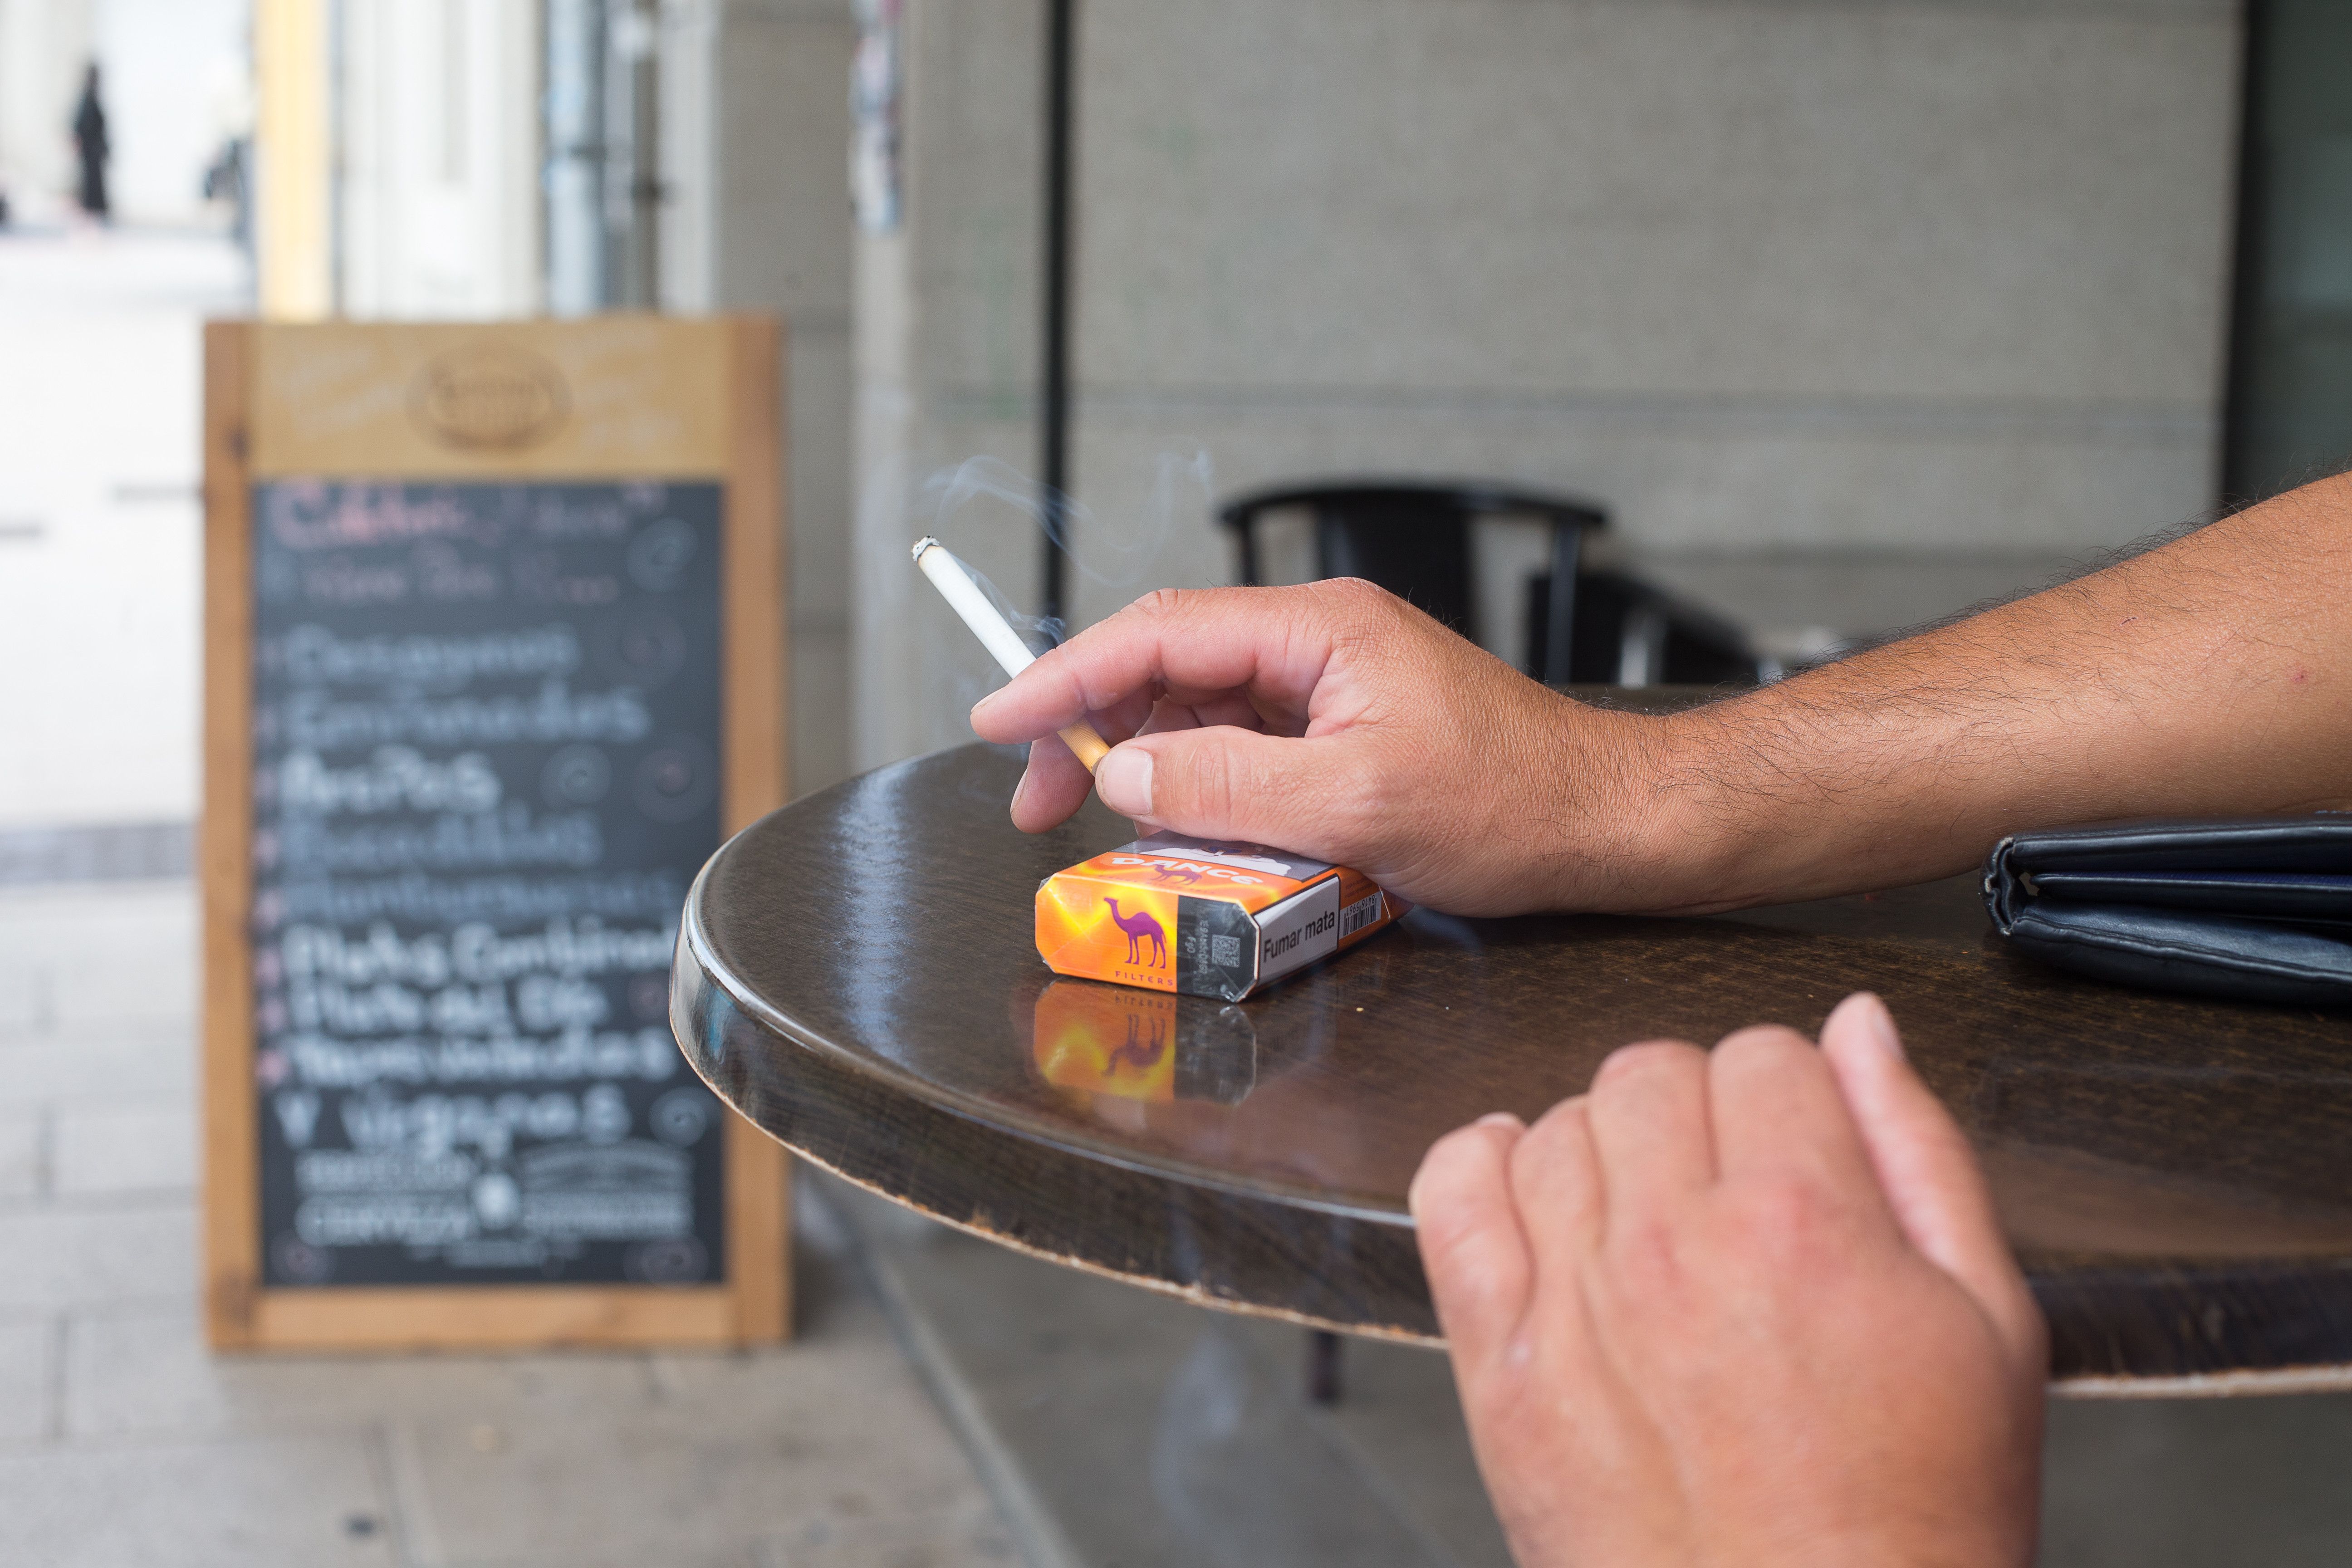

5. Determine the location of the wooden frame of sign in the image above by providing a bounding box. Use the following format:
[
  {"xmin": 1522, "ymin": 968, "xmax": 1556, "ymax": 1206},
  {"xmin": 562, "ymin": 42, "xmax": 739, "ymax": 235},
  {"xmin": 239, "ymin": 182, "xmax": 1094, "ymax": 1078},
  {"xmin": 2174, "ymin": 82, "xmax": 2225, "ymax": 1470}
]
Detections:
[{"xmin": 201, "ymin": 318, "xmax": 791, "ymax": 1350}]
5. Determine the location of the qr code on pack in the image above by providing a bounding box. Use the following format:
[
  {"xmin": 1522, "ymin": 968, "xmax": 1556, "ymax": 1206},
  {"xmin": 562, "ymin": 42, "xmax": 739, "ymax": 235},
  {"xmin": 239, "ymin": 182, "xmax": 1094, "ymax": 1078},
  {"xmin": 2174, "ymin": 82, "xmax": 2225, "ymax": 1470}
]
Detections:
[{"xmin": 1210, "ymin": 933, "xmax": 1243, "ymax": 967}]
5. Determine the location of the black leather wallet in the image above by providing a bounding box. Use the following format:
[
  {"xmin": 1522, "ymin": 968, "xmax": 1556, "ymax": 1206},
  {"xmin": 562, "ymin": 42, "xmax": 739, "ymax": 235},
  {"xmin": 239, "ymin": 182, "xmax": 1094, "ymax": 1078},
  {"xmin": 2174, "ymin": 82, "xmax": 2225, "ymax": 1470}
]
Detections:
[{"xmin": 1983, "ymin": 816, "xmax": 2352, "ymax": 1006}]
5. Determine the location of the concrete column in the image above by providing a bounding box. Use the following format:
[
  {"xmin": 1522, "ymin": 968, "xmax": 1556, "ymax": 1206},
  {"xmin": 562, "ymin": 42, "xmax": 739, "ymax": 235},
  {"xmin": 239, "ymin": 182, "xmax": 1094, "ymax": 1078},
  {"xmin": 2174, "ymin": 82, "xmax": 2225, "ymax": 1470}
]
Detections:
[
  {"xmin": 851, "ymin": 223, "xmax": 918, "ymax": 773},
  {"xmin": 849, "ymin": 0, "xmax": 1046, "ymax": 772},
  {"xmin": 709, "ymin": 0, "xmax": 859, "ymax": 791}
]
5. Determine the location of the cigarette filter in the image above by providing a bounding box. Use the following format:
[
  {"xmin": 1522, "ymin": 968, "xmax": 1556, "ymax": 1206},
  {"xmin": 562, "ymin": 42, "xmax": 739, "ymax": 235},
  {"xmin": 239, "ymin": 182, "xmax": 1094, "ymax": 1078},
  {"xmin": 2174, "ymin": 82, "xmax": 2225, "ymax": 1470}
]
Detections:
[{"xmin": 1037, "ymin": 832, "xmax": 1404, "ymax": 1000}]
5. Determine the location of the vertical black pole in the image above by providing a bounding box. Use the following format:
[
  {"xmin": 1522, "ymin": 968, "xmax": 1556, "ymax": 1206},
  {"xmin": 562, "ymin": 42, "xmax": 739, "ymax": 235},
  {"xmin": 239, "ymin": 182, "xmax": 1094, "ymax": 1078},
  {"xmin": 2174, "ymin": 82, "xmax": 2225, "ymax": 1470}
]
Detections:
[
  {"xmin": 1039, "ymin": 0, "xmax": 1075, "ymax": 627},
  {"xmin": 2218, "ymin": 0, "xmax": 2269, "ymax": 505}
]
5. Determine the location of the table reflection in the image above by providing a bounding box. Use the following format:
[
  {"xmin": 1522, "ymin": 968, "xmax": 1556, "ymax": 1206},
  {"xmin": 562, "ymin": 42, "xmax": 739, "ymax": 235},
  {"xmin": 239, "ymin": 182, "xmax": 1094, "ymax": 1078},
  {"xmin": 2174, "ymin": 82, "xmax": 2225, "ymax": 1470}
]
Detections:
[{"xmin": 1029, "ymin": 980, "xmax": 1259, "ymax": 1107}]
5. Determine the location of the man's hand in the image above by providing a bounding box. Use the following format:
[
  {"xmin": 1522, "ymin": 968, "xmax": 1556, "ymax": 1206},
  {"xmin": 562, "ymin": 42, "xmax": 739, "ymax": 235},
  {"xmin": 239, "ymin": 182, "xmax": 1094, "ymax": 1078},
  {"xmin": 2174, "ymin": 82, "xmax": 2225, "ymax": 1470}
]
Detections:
[
  {"xmin": 970, "ymin": 578, "xmax": 1682, "ymax": 915},
  {"xmin": 972, "ymin": 478, "xmax": 2352, "ymax": 915},
  {"xmin": 1411, "ymin": 993, "xmax": 2047, "ymax": 1568}
]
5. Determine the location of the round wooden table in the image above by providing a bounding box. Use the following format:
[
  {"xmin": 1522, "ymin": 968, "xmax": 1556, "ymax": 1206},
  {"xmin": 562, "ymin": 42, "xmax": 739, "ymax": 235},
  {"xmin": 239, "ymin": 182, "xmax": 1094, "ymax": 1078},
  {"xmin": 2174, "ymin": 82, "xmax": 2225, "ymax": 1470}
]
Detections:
[{"xmin": 674, "ymin": 743, "xmax": 2352, "ymax": 1391}]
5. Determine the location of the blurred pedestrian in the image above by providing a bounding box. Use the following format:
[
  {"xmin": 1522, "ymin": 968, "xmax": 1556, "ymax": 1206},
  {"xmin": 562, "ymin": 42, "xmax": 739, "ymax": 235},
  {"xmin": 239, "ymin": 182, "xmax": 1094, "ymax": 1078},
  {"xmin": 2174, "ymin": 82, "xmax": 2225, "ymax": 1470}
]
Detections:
[
  {"xmin": 206, "ymin": 66, "xmax": 257, "ymax": 254},
  {"xmin": 73, "ymin": 63, "xmax": 110, "ymax": 222},
  {"xmin": 203, "ymin": 139, "xmax": 250, "ymax": 247}
]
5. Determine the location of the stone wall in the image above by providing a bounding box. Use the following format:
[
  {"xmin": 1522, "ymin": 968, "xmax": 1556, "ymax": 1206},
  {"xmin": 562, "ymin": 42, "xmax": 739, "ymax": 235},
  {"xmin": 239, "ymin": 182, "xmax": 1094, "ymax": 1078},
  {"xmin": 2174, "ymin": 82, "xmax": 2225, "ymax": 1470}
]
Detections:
[{"xmin": 854, "ymin": 0, "xmax": 2244, "ymax": 767}]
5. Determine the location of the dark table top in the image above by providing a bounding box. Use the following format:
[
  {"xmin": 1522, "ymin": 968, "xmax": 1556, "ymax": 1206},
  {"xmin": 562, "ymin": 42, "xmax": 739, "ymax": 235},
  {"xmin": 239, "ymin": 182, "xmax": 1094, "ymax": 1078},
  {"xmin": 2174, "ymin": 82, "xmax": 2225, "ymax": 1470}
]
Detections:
[{"xmin": 675, "ymin": 742, "xmax": 2352, "ymax": 1391}]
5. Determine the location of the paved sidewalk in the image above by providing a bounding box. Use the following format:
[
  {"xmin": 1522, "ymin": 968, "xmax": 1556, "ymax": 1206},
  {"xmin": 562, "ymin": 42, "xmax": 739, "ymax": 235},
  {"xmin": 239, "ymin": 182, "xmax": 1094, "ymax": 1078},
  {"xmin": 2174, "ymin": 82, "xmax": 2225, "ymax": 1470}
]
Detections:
[{"xmin": 0, "ymin": 880, "xmax": 1013, "ymax": 1568}]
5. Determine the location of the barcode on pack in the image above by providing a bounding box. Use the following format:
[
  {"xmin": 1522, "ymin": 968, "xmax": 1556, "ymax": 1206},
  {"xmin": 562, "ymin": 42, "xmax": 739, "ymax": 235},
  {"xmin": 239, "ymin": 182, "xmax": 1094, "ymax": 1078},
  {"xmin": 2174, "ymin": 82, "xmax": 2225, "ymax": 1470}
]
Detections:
[{"xmin": 1340, "ymin": 892, "xmax": 1383, "ymax": 939}]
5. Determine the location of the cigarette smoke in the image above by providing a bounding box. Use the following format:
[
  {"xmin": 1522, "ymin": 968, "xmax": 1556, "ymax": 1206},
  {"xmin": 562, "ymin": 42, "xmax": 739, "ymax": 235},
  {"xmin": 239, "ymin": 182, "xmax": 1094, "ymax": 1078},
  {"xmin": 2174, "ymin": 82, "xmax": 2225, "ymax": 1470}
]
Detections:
[
  {"xmin": 917, "ymin": 443, "xmax": 1216, "ymax": 607},
  {"xmin": 904, "ymin": 445, "xmax": 1220, "ymax": 720}
]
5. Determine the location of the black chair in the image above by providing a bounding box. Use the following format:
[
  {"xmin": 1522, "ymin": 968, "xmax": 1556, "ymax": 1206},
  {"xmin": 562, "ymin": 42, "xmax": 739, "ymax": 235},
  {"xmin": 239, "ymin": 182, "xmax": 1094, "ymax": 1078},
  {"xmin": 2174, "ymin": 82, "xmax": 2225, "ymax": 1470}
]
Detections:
[
  {"xmin": 1216, "ymin": 480, "xmax": 1759, "ymax": 686},
  {"xmin": 1540, "ymin": 568, "xmax": 1761, "ymax": 688}
]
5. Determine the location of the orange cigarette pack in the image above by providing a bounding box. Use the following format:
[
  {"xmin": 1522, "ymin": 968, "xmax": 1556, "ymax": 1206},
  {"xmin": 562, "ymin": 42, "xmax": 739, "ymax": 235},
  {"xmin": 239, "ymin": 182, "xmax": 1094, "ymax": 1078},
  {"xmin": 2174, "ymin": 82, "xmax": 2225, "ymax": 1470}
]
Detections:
[{"xmin": 1036, "ymin": 833, "xmax": 1403, "ymax": 1000}]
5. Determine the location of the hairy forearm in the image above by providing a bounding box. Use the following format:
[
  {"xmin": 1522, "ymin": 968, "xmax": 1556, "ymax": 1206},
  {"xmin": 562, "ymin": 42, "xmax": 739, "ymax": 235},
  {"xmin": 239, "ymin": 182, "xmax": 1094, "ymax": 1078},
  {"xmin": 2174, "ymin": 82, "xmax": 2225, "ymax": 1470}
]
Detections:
[{"xmin": 1627, "ymin": 475, "xmax": 2352, "ymax": 913}]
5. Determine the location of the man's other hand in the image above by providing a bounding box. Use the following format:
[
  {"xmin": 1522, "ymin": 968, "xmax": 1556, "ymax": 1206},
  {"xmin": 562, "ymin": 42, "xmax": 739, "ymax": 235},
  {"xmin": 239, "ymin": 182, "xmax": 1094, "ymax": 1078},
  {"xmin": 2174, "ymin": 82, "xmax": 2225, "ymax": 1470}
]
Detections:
[
  {"xmin": 968, "ymin": 579, "xmax": 1675, "ymax": 915},
  {"xmin": 1410, "ymin": 993, "xmax": 2047, "ymax": 1568}
]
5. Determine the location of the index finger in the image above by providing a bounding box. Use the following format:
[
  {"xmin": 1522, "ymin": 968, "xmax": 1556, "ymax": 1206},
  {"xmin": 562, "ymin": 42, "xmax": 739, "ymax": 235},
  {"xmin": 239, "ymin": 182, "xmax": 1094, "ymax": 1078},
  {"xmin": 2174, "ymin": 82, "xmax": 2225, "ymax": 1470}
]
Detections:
[
  {"xmin": 1819, "ymin": 994, "xmax": 2044, "ymax": 1371},
  {"xmin": 970, "ymin": 583, "xmax": 1341, "ymax": 745}
]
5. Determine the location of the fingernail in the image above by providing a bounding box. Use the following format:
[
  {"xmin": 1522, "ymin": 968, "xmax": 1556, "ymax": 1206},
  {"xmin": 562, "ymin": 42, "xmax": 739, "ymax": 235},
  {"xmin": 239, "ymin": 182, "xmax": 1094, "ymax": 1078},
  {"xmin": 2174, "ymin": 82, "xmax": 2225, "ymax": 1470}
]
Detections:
[
  {"xmin": 1475, "ymin": 1112, "xmax": 1525, "ymax": 1131},
  {"xmin": 970, "ymin": 687, "xmax": 1005, "ymax": 721},
  {"xmin": 1848, "ymin": 992, "xmax": 1905, "ymax": 1061},
  {"xmin": 1095, "ymin": 746, "xmax": 1153, "ymax": 816},
  {"xmin": 1008, "ymin": 765, "xmax": 1030, "ymax": 816}
]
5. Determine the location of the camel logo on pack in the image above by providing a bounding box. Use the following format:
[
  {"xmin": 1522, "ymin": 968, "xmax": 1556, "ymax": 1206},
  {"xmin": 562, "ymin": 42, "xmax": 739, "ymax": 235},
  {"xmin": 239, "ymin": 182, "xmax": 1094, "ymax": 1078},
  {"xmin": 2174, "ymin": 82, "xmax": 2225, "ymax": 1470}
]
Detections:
[
  {"xmin": 1102, "ymin": 898, "xmax": 1166, "ymax": 967},
  {"xmin": 1148, "ymin": 862, "xmax": 1205, "ymax": 886},
  {"xmin": 409, "ymin": 345, "xmax": 570, "ymax": 451}
]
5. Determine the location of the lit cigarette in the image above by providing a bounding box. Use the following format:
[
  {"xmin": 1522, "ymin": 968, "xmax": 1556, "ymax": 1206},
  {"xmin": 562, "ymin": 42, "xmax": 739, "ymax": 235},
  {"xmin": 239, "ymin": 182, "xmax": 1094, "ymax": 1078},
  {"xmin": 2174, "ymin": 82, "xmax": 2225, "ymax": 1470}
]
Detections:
[{"xmin": 913, "ymin": 536, "xmax": 1112, "ymax": 772}]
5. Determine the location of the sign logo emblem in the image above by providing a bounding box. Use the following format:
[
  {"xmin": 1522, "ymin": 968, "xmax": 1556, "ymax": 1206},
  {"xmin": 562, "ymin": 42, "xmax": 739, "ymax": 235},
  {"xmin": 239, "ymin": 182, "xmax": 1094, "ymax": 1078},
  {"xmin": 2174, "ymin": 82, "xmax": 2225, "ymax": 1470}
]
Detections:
[{"xmin": 409, "ymin": 346, "xmax": 570, "ymax": 451}]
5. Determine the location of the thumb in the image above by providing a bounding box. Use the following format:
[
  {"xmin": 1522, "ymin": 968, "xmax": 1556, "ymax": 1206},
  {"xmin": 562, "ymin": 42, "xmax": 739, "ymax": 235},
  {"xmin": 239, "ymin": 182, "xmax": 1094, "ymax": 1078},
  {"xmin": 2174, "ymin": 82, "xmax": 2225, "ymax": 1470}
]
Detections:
[
  {"xmin": 1821, "ymin": 992, "xmax": 2046, "ymax": 1372},
  {"xmin": 1095, "ymin": 725, "xmax": 1348, "ymax": 852}
]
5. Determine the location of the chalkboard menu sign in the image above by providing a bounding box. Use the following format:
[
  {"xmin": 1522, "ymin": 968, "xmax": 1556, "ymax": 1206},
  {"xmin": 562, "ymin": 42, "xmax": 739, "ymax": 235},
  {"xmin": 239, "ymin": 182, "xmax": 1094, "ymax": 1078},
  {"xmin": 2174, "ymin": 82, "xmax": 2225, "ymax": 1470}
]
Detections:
[{"xmin": 202, "ymin": 321, "xmax": 788, "ymax": 1349}]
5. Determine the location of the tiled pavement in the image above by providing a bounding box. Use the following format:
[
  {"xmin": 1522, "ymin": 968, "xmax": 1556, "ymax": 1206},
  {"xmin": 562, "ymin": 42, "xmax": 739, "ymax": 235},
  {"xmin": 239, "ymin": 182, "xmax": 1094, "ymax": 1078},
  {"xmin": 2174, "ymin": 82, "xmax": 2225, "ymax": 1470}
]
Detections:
[{"xmin": 0, "ymin": 880, "xmax": 1014, "ymax": 1568}]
